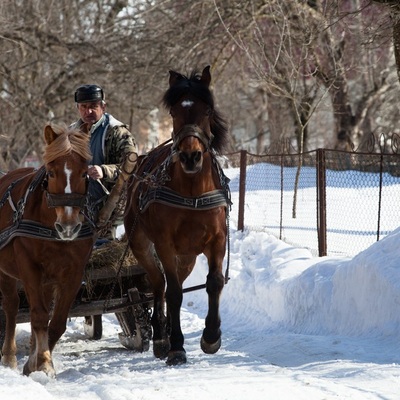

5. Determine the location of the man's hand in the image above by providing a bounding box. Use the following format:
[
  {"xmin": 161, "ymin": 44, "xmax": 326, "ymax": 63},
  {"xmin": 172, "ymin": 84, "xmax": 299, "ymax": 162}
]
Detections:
[{"xmin": 88, "ymin": 165, "xmax": 103, "ymax": 180}]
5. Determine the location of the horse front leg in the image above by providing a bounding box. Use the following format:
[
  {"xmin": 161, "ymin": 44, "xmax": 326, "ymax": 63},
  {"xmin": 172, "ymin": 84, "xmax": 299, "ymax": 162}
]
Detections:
[
  {"xmin": 164, "ymin": 272, "xmax": 186, "ymax": 365},
  {"xmin": 0, "ymin": 273, "xmax": 19, "ymax": 369},
  {"xmin": 22, "ymin": 285, "xmax": 55, "ymax": 377},
  {"xmin": 47, "ymin": 284, "xmax": 79, "ymax": 353},
  {"xmin": 151, "ymin": 287, "xmax": 170, "ymax": 359},
  {"xmin": 201, "ymin": 241, "xmax": 225, "ymax": 355}
]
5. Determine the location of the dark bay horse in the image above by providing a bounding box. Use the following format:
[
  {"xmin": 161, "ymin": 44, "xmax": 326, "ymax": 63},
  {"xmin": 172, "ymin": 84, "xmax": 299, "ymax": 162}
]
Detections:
[
  {"xmin": 0, "ymin": 125, "xmax": 94, "ymax": 377},
  {"xmin": 124, "ymin": 66, "xmax": 231, "ymax": 365}
]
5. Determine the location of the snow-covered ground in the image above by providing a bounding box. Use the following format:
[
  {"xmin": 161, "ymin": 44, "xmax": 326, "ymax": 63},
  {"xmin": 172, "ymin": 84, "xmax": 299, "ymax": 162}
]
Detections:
[{"xmin": 2, "ymin": 164, "xmax": 400, "ymax": 399}]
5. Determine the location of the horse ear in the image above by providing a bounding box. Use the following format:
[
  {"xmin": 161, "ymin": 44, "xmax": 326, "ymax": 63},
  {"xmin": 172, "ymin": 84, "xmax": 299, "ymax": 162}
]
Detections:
[
  {"xmin": 169, "ymin": 70, "xmax": 182, "ymax": 87},
  {"xmin": 200, "ymin": 66, "xmax": 211, "ymax": 87},
  {"xmin": 44, "ymin": 125, "xmax": 57, "ymax": 145}
]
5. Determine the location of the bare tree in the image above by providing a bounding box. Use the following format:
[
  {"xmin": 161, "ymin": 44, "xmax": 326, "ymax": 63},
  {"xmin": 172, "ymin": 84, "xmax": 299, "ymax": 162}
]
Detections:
[
  {"xmin": 373, "ymin": 0, "xmax": 400, "ymax": 82},
  {"xmin": 0, "ymin": 0, "xmax": 399, "ymax": 171},
  {"xmin": 0, "ymin": 0, "xmax": 168, "ymax": 168},
  {"xmin": 0, "ymin": 0, "xmax": 238, "ymax": 169},
  {"xmin": 211, "ymin": 0, "xmax": 399, "ymax": 151}
]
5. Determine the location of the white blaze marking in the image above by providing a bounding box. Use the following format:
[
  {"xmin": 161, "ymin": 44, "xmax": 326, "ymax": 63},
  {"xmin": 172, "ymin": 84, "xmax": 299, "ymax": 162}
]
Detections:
[
  {"xmin": 64, "ymin": 163, "xmax": 72, "ymax": 193},
  {"xmin": 64, "ymin": 163, "xmax": 73, "ymax": 216},
  {"xmin": 181, "ymin": 100, "xmax": 193, "ymax": 108}
]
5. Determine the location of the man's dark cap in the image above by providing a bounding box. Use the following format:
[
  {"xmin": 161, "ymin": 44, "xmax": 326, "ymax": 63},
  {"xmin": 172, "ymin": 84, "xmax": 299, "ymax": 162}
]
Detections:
[{"xmin": 74, "ymin": 84, "xmax": 104, "ymax": 103}]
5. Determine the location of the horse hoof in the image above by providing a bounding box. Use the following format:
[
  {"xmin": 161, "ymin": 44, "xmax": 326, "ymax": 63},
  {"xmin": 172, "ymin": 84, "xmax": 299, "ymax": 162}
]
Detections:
[
  {"xmin": 153, "ymin": 339, "xmax": 170, "ymax": 359},
  {"xmin": 200, "ymin": 335, "xmax": 221, "ymax": 354},
  {"xmin": 42, "ymin": 364, "xmax": 56, "ymax": 378},
  {"xmin": 1, "ymin": 353, "xmax": 17, "ymax": 369},
  {"xmin": 166, "ymin": 350, "xmax": 187, "ymax": 366},
  {"xmin": 23, "ymin": 362, "xmax": 32, "ymax": 376},
  {"xmin": 23, "ymin": 361, "xmax": 56, "ymax": 378}
]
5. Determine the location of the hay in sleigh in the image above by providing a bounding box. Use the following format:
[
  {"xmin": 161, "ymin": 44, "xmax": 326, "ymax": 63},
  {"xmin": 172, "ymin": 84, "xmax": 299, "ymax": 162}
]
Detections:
[
  {"xmin": 86, "ymin": 235, "xmax": 137, "ymax": 272},
  {"xmin": 83, "ymin": 235, "xmax": 146, "ymax": 294}
]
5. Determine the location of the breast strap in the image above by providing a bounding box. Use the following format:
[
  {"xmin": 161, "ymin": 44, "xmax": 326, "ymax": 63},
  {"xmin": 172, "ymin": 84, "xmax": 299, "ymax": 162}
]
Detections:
[
  {"xmin": 0, "ymin": 220, "xmax": 94, "ymax": 251},
  {"xmin": 139, "ymin": 186, "xmax": 230, "ymax": 212}
]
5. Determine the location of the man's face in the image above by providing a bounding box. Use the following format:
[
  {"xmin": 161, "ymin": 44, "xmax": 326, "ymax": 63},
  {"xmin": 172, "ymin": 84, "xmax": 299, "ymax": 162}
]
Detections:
[{"xmin": 77, "ymin": 101, "xmax": 105, "ymax": 127}]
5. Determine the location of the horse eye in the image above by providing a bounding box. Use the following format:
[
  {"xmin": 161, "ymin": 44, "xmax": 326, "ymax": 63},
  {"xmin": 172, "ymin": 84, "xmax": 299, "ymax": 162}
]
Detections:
[{"xmin": 48, "ymin": 171, "xmax": 55, "ymax": 178}]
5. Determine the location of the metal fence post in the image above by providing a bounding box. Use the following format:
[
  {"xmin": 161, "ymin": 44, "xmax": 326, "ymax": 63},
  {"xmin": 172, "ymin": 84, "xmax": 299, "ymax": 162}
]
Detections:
[
  {"xmin": 377, "ymin": 153, "xmax": 383, "ymax": 242},
  {"xmin": 316, "ymin": 148, "xmax": 327, "ymax": 256},
  {"xmin": 238, "ymin": 150, "xmax": 247, "ymax": 231}
]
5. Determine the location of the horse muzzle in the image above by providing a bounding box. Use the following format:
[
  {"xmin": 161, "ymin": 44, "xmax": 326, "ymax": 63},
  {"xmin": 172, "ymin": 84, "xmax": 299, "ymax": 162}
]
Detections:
[
  {"xmin": 45, "ymin": 192, "xmax": 87, "ymax": 240},
  {"xmin": 54, "ymin": 221, "xmax": 83, "ymax": 241},
  {"xmin": 178, "ymin": 149, "xmax": 203, "ymax": 173}
]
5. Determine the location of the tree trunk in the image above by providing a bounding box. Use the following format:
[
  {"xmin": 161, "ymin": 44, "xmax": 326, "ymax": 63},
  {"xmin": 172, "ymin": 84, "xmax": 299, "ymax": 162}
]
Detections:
[
  {"xmin": 373, "ymin": 1, "xmax": 400, "ymax": 83},
  {"xmin": 392, "ymin": 5, "xmax": 400, "ymax": 83},
  {"xmin": 266, "ymin": 94, "xmax": 294, "ymax": 151}
]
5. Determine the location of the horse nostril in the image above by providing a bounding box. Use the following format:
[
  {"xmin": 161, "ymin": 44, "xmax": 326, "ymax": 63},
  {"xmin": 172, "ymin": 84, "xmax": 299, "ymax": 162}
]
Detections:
[
  {"xmin": 179, "ymin": 152, "xmax": 188, "ymax": 163},
  {"xmin": 194, "ymin": 151, "xmax": 202, "ymax": 163},
  {"xmin": 72, "ymin": 223, "xmax": 82, "ymax": 235},
  {"xmin": 54, "ymin": 223, "xmax": 63, "ymax": 233}
]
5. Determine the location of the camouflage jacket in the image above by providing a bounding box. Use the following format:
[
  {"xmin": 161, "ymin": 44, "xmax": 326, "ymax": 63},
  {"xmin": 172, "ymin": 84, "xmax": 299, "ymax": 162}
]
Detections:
[{"xmin": 71, "ymin": 113, "xmax": 137, "ymax": 190}]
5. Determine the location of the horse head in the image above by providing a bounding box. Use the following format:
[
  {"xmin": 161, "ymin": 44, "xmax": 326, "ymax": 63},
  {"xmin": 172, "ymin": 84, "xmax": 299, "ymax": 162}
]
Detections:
[
  {"xmin": 43, "ymin": 125, "xmax": 91, "ymax": 240},
  {"xmin": 165, "ymin": 66, "xmax": 226, "ymax": 174}
]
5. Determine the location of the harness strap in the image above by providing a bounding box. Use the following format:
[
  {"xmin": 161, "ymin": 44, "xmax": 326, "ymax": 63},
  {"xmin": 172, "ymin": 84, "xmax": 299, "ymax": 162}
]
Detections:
[
  {"xmin": 172, "ymin": 124, "xmax": 212, "ymax": 151},
  {"xmin": 0, "ymin": 220, "xmax": 94, "ymax": 251},
  {"xmin": 0, "ymin": 167, "xmax": 44, "ymax": 212},
  {"xmin": 8, "ymin": 195, "xmax": 17, "ymax": 212},
  {"xmin": 139, "ymin": 186, "xmax": 230, "ymax": 212},
  {"xmin": 12, "ymin": 167, "xmax": 47, "ymax": 224}
]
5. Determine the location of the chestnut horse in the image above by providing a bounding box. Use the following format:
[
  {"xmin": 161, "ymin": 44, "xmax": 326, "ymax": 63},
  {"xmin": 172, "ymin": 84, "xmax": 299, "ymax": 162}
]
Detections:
[
  {"xmin": 125, "ymin": 66, "xmax": 231, "ymax": 365},
  {"xmin": 0, "ymin": 125, "xmax": 94, "ymax": 377}
]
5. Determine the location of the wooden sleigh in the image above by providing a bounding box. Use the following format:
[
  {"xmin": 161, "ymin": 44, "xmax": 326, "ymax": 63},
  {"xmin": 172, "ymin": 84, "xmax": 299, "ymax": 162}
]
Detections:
[{"xmin": 0, "ymin": 239, "xmax": 154, "ymax": 353}]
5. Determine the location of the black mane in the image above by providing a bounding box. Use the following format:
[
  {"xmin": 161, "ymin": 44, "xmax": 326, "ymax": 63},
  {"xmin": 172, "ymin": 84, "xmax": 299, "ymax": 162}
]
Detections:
[{"xmin": 162, "ymin": 70, "xmax": 229, "ymax": 154}]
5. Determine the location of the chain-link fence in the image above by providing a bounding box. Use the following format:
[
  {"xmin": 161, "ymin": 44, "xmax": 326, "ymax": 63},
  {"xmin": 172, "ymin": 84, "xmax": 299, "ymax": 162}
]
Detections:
[{"xmin": 223, "ymin": 149, "xmax": 400, "ymax": 257}]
